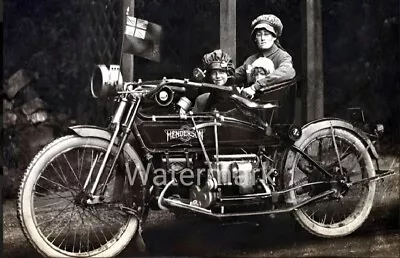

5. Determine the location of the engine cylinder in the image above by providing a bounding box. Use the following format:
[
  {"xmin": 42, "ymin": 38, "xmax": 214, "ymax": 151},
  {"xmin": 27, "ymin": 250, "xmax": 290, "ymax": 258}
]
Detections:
[{"xmin": 214, "ymin": 160, "xmax": 256, "ymax": 194}]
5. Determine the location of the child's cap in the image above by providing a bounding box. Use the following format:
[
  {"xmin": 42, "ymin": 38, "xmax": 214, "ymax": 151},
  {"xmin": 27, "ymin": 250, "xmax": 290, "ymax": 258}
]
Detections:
[
  {"xmin": 202, "ymin": 49, "xmax": 235, "ymax": 76},
  {"xmin": 251, "ymin": 57, "xmax": 275, "ymax": 75}
]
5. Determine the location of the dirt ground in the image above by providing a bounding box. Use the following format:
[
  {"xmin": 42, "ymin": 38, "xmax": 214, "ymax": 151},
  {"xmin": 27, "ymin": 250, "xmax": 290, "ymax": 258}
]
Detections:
[{"xmin": 3, "ymin": 156, "xmax": 399, "ymax": 257}]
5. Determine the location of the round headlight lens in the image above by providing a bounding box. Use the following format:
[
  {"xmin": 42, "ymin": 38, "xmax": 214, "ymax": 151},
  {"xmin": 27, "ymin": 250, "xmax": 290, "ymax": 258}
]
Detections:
[{"xmin": 159, "ymin": 91, "xmax": 168, "ymax": 101}]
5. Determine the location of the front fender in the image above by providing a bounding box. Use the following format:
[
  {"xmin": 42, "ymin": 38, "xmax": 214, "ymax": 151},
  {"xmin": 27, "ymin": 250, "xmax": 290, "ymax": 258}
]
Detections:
[
  {"xmin": 296, "ymin": 118, "xmax": 379, "ymax": 160},
  {"xmin": 69, "ymin": 125, "xmax": 113, "ymax": 141},
  {"xmin": 68, "ymin": 125, "xmax": 148, "ymax": 185}
]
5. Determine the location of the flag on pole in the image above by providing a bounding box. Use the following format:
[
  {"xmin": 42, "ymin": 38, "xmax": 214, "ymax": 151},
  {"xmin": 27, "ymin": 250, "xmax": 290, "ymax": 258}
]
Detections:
[{"xmin": 122, "ymin": 16, "xmax": 162, "ymax": 62}]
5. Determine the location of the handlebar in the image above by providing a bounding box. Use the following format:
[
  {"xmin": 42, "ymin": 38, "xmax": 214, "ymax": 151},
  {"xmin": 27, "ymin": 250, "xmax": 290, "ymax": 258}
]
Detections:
[
  {"xmin": 141, "ymin": 78, "xmax": 234, "ymax": 98},
  {"xmin": 123, "ymin": 77, "xmax": 297, "ymax": 100}
]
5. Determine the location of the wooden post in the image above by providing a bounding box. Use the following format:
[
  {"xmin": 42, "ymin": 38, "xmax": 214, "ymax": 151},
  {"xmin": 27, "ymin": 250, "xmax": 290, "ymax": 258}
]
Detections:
[
  {"xmin": 122, "ymin": 0, "xmax": 135, "ymax": 81},
  {"xmin": 301, "ymin": 0, "xmax": 324, "ymax": 122},
  {"xmin": 220, "ymin": 0, "xmax": 236, "ymax": 65}
]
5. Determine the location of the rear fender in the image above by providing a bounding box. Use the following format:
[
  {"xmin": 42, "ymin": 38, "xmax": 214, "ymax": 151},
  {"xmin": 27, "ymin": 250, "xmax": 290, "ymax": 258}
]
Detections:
[
  {"xmin": 281, "ymin": 118, "xmax": 379, "ymax": 194},
  {"xmin": 295, "ymin": 118, "xmax": 379, "ymax": 160}
]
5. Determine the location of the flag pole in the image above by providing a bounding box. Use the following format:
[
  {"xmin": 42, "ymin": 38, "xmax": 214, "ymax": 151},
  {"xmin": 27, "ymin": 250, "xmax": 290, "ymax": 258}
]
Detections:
[{"xmin": 121, "ymin": 0, "xmax": 135, "ymax": 82}]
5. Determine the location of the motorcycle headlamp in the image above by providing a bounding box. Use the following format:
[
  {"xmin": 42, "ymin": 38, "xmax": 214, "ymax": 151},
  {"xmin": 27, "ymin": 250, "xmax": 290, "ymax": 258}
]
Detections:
[
  {"xmin": 155, "ymin": 86, "xmax": 174, "ymax": 106},
  {"xmin": 90, "ymin": 64, "xmax": 124, "ymax": 98}
]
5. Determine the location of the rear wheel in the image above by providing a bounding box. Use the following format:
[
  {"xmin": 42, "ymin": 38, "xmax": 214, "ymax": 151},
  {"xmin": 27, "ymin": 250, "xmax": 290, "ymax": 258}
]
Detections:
[
  {"xmin": 285, "ymin": 128, "xmax": 376, "ymax": 237},
  {"xmin": 18, "ymin": 136, "xmax": 140, "ymax": 257}
]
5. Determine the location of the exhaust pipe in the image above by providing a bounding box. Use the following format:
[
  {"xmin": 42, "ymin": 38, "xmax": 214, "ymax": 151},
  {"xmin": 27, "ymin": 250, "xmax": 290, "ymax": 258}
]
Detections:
[{"xmin": 160, "ymin": 189, "xmax": 336, "ymax": 218}]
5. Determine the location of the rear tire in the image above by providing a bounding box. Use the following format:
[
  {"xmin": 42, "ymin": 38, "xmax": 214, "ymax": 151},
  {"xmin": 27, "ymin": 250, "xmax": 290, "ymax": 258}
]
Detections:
[
  {"xmin": 18, "ymin": 135, "xmax": 140, "ymax": 257},
  {"xmin": 284, "ymin": 128, "xmax": 376, "ymax": 238}
]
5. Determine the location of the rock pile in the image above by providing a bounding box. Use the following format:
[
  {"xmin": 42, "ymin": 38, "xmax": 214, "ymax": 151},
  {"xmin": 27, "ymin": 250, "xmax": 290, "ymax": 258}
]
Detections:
[{"xmin": 2, "ymin": 69, "xmax": 69, "ymax": 199}]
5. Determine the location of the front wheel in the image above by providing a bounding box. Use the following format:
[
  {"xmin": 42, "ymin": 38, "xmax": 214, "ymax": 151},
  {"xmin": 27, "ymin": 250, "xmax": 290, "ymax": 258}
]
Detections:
[
  {"xmin": 284, "ymin": 127, "xmax": 376, "ymax": 238},
  {"xmin": 18, "ymin": 135, "xmax": 140, "ymax": 257}
]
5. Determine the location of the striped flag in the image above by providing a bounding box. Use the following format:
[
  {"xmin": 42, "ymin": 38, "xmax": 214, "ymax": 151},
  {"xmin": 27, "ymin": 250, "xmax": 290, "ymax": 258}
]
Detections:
[{"xmin": 123, "ymin": 16, "xmax": 162, "ymax": 62}]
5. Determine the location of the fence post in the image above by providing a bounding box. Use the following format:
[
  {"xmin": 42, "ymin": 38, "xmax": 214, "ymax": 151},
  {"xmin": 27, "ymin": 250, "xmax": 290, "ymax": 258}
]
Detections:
[
  {"xmin": 220, "ymin": 0, "xmax": 236, "ymax": 65},
  {"xmin": 301, "ymin": 0, "xmax": 324, "ymax": 122}
]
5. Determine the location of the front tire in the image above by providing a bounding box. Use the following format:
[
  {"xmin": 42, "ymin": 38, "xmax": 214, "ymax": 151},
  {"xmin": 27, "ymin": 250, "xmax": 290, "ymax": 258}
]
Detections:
[
  {"xmin": 284, "ymin": 128, "xmax": 376, "ymax": 238},
  {"xmin": 18, "ymin": 135, "xmax": 140, "ymax": 257}
]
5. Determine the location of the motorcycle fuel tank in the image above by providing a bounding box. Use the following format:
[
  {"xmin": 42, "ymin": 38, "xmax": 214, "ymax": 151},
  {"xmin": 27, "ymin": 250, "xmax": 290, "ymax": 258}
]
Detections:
[{"xmin": 134, "ymin": 107, "xmax": 272, "ymax": 150}]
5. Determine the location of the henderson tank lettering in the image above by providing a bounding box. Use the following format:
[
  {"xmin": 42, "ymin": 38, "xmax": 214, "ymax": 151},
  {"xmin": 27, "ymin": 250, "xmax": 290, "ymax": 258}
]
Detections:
[{"xmin": 164, "ymin": 125, "xmax": 205, "ymax": 142}]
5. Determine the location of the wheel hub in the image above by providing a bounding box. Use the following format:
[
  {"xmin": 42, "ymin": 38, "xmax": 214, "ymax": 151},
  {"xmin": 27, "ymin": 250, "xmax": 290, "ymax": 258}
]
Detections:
[
  {"xmin": 74, "ymin": 191, "xmax": 91, "ymax": 207},
  {"xmin": 331, "ymin": 166, "xmax": 351, "ymax": 197}
]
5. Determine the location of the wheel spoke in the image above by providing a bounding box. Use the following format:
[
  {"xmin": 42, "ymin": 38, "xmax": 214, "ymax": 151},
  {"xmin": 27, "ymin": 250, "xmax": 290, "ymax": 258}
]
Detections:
[
  {"xmin": 45, "ymin": 206, "xmax": 73, "ymax": 239},
  {"xmin": 72, "ymin": 225, "xmax": 77, "ymax": 253},
  {"xmin": 77, "ymin": 149, "xmax": 86, "ymax": 186},
  {"xmin": 309, "ymin": 207, "xmax": 321, "ymax": 218},
  {"xmin": 51, "ymin": 205, "xmax": 77, "ymax": 244},
  {"xmin": 34, "ymin": 192, "xmax": 73, "ymax": 200},
  {"xmin": 89, "ymin": 220, "xmax": 103, "ymax": 247},
  {"xmin": 35, "ymin": 184, "xmax": 74, "ymax": 202},
  {"xmin": 37, "ymin": 202, "xmax": 73, "ymax": 227},
  {"xmin": 330, "ymin": 215, "xmax": 335, "ymax": 225},
  {"xmin": 23, "ymin": 138, "xmax": 136, "ymax": 256},
  {"xmin": 85, "ymin": 206, "xmax": 119, "ymax": 233},
  {"xmin": 50, "ymin": 163, "xmax": 69, "ymax": 188},
  {"xmin": 330, "ymin": 127, "xmax": 344, "ymax": 176},
  {"xmin": 63, "ymin": 153, "xmax": 83, "ymax": 189},
  {"xmin": 83, "ymin": 152, "xmax": 102, "ymax": 190},
  {"xmin": 57, "ymin": 206, "xmax": 77, "ymax": 249},
  {"xmin": 325, "ymin": 149, "xmax": 352, "ymax": 170},
  {"xmin": 36, "ymin": 199, "xmax": 67, "ymax": 210},
  {"xmin": 38, "ymin": 176, "xmax": 74, "ymax": 193},
  {"xmin": 322, "ymin": 213, "xmax": 327, "ymax": 224},
  {"xmin": 93, "ymin": 207, "xmax": 120, "ymax": 236}
]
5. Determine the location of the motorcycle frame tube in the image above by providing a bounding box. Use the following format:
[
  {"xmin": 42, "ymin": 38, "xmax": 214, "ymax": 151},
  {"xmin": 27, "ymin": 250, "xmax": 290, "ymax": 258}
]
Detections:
[
  {"xmin": 137, "ymin": 111, "xmax": 262, "ymax": 130},
  {"xmin": 190, "ymin": 116, "xmax": 213, "ymax": 173},
  {"xmin": 289, "ymin": 145, "xmax": 334, "ymax": 178}
]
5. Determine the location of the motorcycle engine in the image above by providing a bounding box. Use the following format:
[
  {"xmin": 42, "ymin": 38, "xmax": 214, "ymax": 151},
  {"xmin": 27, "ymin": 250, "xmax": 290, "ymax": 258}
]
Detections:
[
  {"xmin": 161, "ymin": 153, "xmax": 259, "ymax": 209},
  {"xmin": 214, "ymin": 160, "xmax": 256, "ymax": 194},
  {"xmin": 189, "ymin": 158, "xmax": 257, "ymax": 209}
]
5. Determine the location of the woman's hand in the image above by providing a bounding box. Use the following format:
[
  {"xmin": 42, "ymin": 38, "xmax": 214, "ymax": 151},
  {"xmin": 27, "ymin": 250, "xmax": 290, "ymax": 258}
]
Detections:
[{"xmin": 241, "ymin": 85, "xmax": 256, "ymax": 99}]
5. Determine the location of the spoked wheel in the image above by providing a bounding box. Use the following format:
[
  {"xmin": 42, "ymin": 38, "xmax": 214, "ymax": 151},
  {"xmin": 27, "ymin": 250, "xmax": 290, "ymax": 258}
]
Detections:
[
  {"xmin": 18, "ymin": 136, "xmax": 140, "ymax": 257},
  {"xmin": 285, "ymin": 128, "xmax": 376, "ymax": 238}
]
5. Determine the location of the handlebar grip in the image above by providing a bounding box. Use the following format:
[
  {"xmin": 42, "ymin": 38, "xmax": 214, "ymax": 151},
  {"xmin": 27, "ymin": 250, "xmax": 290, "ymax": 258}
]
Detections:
[
  {"xmin": 169, "ymin": 86, "xmax": 186, "ymax": 93},
  {"xmin": 145, "ymin": 82, "xmax": 166, "ymax": 99},
  {"xmin": 200, "ymin": 83, "xmax": 233, "ymax": 92}
]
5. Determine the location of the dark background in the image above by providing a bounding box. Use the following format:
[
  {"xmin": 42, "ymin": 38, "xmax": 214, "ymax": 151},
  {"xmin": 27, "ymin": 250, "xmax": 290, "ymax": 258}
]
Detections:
[{"xmin": 2, "ymin": 0, "xmax": 399, "ymax": 198}]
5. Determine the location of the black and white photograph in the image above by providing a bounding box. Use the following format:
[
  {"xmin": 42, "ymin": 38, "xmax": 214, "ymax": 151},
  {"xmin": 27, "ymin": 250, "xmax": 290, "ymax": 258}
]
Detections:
[{"xmin": 2, "ymin": 0, "xmax": 399, "ymax": 257}]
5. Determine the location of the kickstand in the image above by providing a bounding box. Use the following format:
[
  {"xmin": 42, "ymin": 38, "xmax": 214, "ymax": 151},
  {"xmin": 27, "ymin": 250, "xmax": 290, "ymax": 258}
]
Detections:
[{"xmin": 133, "ymin": 229, "xmax": 147, "ymax": 253}]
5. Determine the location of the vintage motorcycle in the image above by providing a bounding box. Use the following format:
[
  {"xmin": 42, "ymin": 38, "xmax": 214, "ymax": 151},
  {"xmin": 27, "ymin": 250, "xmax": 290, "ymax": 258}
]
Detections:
[{"xmin": 17, "ymin": 64, "xmax": 395, "ymax": 257}]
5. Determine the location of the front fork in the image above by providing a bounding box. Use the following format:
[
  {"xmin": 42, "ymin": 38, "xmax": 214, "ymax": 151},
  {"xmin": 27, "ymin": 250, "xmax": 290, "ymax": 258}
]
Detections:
[{"xmin": 85, "ymin": 95, "xmax": 141, "ymax": 202}]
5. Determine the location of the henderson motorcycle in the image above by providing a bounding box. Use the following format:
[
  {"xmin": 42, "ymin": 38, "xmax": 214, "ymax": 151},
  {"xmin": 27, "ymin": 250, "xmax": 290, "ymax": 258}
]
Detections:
[{"xmin": 17, "ymin": 64, "xmax": 395, "ymax": 257}]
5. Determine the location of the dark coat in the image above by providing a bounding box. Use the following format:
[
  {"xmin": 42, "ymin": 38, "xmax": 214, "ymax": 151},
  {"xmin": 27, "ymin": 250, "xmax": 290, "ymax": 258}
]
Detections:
[{"xmin": 235, "ymin": 44, "xmax": 296, "ymax": 91}]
